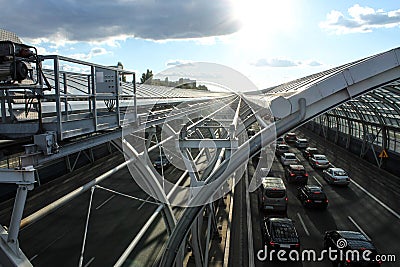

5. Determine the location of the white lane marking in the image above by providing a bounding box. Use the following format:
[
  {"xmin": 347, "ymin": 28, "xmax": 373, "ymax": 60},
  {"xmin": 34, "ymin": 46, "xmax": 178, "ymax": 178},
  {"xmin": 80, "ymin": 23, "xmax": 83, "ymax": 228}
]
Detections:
[
  {"xmin": 351, "ymin": 179, "xmax": 400, "ymax": 220},
  {"xmin": 83, "ymin": 257, "xmax": 95, "ymax": 267},
  {"xmin": 297, "ymin": 213, "xmax": 310, "ymax": 236},
  {"xmin": 29, "ymin": 254, "xmax": 38, "ymax": 261},
  {"xmin": 29, "ymin": 233, "xmax": 65, "ymax": 261},
  {"xmin": 313, "ymin": 176, "xmax": 323, "ymax": 187},
  {"xmin": 245, "ymin": 171, "xmax": 255, "ymax": 267},
  {"xmin": 137, "ymin": 196, "xmax": 151, "ymax": 210},
  {"xmin": 348, "ymin": 216, "xmax": 370, "ymax": 240},
  {"xmin": 95, "ymin": 195, "xmax": 115, "ymax": 210}
]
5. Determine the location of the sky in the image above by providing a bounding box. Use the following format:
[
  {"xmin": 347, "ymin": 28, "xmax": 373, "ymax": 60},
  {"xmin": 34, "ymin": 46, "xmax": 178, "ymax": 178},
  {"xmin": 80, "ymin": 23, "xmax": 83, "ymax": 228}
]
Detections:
[{"xmin": 1, "ymin": 0, "xmax": 400, "ymax": 90}]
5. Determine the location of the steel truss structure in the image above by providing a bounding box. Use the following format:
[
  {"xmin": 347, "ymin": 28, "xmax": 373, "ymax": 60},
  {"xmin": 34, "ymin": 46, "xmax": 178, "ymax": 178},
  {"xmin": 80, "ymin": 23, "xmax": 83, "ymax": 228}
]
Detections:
[
  {"xmin": 307, "ymin": 82, "xmax": 400, "ymax": 169},
  {"xmin": 1, "ymin": 29, "xmax": 400, "ymax": 267}
]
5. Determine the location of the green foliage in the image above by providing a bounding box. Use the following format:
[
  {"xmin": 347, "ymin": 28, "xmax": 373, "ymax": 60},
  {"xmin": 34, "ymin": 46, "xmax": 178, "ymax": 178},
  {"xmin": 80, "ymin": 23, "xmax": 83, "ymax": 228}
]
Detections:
[
  {"xmin": 197, "ymin": 84, "xmax": 208, "ymax": 90},
  {"xmin": 117, "ymin": 62, "xmax": 126, "ymax": 82},
  {"xmin": 141, "ymin": 69, "xmax": 153, "ymax": 84}
]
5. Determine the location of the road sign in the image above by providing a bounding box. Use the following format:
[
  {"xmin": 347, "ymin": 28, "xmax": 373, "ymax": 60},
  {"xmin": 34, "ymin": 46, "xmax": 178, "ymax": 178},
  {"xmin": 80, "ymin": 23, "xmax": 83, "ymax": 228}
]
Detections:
[{"xmin": 378, "ymin": 149, "xmax": 388, "ymax": 158}]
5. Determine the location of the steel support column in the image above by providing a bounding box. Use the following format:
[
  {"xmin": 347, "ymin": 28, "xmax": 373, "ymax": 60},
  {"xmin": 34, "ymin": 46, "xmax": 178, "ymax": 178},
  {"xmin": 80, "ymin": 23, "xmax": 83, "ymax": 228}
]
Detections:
[{"xmin": 159, "ymin": 98, "xmax": 306, "ymax": 266}]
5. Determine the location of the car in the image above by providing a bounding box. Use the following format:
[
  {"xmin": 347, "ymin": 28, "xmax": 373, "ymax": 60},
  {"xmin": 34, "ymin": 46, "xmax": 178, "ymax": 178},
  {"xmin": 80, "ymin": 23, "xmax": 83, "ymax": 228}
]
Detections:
[
  {"xmin": 259, "ymin": 167, "xmax": 274, "ymax": 177},
  {"xmin": 280, "ymin": 152, "xmax": 299, "ymax": 166},
  {"xmin": 259, "ymin": 177, "xmax": 287, "ymax": 212},
  {"xmin": 302, "ymin": 147, "xmax": 319, "ymax": 160},
  {"xmin": 275, "ymin": 144, "xmax": 289, "ymax": 156},
  {"xmin": 284, "ymin": 132, "xmax": 297, "ymax": 143},
  {"xmin": 324, "ymin": 231, "xmax": 382, "ymax": 266},
  {"xmin": 322, "ymin": 167, "xmax": 351, "ymax": 186},
  {"xmin": 256, "ymin": 167, "xmax": 274, "ymax": 184},
  {"xmin": 262, "ymin": 217, "xmax": 300, "ymax": 252},
  {"xmin": 285, "ymin": 164, "xmax": 309, "ymax": 184},
  {"xmin": 295, "ymin": 138, "xmax": 309, "ymax": 149},
  {"xmin": 309, "ymin": 154, "xmax": 330, "ymax": 169},
  {"xmin": 247, "ymin": 128, "xmax": 256, "ymax": 137},
  {"xmin": 276, "ymin": 136, "xmax": 285, "ymax": 145},
  {"xmin": 297, "ymin": 185, "xmax": 328, "ymax": 209},
  {"xmin": 153, "ymin": 154, "xmax": 170, "ymax": 169}
]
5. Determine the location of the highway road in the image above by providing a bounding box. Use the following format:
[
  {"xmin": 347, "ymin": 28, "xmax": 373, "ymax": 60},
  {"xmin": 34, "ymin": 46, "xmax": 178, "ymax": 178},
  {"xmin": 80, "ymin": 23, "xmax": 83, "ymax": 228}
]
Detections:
[
  {"xmin": 1, "ymin": 127, "xmax": 399, "ymax": 267},
  {"xmin": 16, "ymin": 160, "xmax": 184, "ymax": 267},
  {"xmin": 248, "ymin": 130, "xmax": 399, "ymax": 267}
]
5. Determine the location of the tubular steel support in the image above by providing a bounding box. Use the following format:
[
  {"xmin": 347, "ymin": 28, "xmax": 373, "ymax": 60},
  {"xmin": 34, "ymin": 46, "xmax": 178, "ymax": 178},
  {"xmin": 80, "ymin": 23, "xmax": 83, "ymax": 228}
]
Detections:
[
  {"xmin": 0, "ymin": 166, "xmax": 35, "ymax": 266},
  {"xmin": 122, "ymin": 139, "xmax": 177, "ymax": 235},
  {"xmin": 159, "ymin": 98, "xmax": 306, "ymax": 267}
]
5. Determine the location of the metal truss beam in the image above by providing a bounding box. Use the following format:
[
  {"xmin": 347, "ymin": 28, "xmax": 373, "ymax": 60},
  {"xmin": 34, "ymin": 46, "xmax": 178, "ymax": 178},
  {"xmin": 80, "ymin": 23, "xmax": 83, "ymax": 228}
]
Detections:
[
  {"xmin": 0, "ymin": 166, "xmax": 35, "ymax": 266},
  {"xmin": 179, "ymin": 139, "xmax": 238, "ymax": 149},
  {"xmin": 161, "ymin": 47, "xmax": 400, "ymax": 265}
]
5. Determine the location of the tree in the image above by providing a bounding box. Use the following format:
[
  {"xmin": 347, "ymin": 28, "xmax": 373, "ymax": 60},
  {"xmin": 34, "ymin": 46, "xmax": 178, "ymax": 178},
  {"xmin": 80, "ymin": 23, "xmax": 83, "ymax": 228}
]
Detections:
[
  {"xmin": 197, "ymin": 84, "xmax": 208, "ymax": 91},
  {"xmin": 141, "ymin": 69, "xmax": 153, "ymax": 84},
  {"xmin": 117, "ymin": 62, "xmax": 126, "ymax": 82}
]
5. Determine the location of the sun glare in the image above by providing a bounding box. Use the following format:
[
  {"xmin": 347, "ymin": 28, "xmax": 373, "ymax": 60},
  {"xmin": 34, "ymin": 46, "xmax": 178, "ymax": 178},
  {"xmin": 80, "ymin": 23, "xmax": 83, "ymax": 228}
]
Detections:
[{"xmin": 232, "ymin": 0, "xmax": 296, "ymax": 49}]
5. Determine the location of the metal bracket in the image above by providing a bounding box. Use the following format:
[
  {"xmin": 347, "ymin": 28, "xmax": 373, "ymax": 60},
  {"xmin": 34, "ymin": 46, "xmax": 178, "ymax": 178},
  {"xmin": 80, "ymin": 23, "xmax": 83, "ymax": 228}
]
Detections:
[{"xmin": 0, "ymin": 166, "xmax": 35, "ymax": 266}]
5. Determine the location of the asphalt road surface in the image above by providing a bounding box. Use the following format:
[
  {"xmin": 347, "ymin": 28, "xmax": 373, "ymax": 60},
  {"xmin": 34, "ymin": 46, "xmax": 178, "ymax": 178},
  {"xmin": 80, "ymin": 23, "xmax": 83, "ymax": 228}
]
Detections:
[
  {"xmin": 249, "ymin": 131, "xmax": 399, "ymax": 267},
  {"xmin": 18, "ymin": 162, "xmax": 184, "ymax": 267}
]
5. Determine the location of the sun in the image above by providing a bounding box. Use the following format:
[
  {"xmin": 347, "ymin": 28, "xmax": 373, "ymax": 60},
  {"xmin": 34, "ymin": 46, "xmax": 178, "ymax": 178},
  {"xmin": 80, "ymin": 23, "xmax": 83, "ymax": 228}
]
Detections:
[{"xmin": 231, "ymin": 0, "xmax": 296, "ymax": 48}]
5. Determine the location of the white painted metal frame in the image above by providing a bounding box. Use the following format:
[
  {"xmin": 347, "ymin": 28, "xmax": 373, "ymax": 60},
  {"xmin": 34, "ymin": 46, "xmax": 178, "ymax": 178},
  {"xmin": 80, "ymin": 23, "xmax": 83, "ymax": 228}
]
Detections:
[{"xmin": 160, "ymin": 47, "xmax": 400, "ymax": 266}]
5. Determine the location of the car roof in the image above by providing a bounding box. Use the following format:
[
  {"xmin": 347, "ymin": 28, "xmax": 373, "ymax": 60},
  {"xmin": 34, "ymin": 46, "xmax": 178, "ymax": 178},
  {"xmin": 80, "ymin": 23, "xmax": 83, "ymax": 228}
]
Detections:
[
  {"xmin": 268, "ymin": 218, "xmax": 299, "ymax": 242},
  {"xmin": 337, "ymin": 231, "xmax": 368, "ymax": 240},
  {"xmin": 288, "ymin": 164, "xmax": 305, "ymax": 170},
  {"xmin": 268, "ymin": 217, "xmax": 292, "ymax": 223},
  {"xmin": 261, "ymin": 177, "xmax": 285, "ymax": 188},
  {"xmin": 328, "ymin": 167, "xmax": 345, "ymax": 172},
  {"xmin": 305, "ymin": 185, "xmax": 323, "ymax": 191},
  {"xmin": 313, "ymin": 154, "xmax": 327, "ymax": 158},
  {"xmin": 277, "ymin": 144, "xmax": 288, "ymax": 148},
  {"xmin": 297, "ymin": 138, "xmax": 308, "ymax": 141},
  {"xmin": 286, "ymin": 132, "xmax": 296, "ymax": 135},
  {"xmin": 306, "ymin": 147, "xmax": 318, "ymax": 150},
  {"xmin": 283, "ymin": 152, "xmax": 295, "ymax": 156},
  {"xmin": 336, "ymin": 231, "xmax": 376, "ymax": 249}
]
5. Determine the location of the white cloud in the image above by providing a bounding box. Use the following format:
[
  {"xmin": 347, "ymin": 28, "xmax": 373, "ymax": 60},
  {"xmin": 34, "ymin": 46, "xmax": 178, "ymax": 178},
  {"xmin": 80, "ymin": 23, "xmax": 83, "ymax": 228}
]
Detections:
[
  {"xmin": 165, "ymin": 59, "xmax": 194, "ymax": 67},
  {"xmin": 305, "ymin": 60, "xmax": 323, "ymax": 67},
  {"xmin": 0, "ymin": 0, "xmax": 240, "ymax": 44},
  {"xmin": 320, "ymin": 4, "xmax": 400, "ymax": 34},
  {"xmin": 69, "ymin": 47, "xmax": 110, "ymax": 61},
  {"xmin": 252, "ymin": 58, "xmax": 298, "ymax": 67},
  {"xmin": 251, "ymin": 58, "xmax": 323, "ymax": 68}
]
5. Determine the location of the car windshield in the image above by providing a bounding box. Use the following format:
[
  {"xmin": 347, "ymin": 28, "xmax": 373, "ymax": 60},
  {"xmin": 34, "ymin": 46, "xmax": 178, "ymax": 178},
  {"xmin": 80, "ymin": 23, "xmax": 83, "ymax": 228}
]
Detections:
[
  {"xmin": 309, "ymin": 191, "xmax": 326, "ymax": 199},
  {"xmin": 265, "ymin": 190, "xmax": 285, "ymax": 198},
  {"xmin": 334, "ymin": 170, "xmax": 347, "ymax": 176},
  {"xmin": 286, "ymin": 155, "xmax": 296, "ymax": 160},
  {"xmin": 315, "ymin": 156, "xmax": 326, "ymax": 160},
  {"xmin": 270, "ymin": 222, "xmax": 298, "ymax": 242},
  {"xmin": 292, "ymin": 169, "xmax": 306, "ymax": 175}
]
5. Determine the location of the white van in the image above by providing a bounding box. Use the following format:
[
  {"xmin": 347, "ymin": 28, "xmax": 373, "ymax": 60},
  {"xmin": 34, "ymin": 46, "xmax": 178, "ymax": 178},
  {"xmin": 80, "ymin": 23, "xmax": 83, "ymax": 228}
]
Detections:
[{"xmin": 259, "ymin": 177, "xmax": 288, "ymax": 212}]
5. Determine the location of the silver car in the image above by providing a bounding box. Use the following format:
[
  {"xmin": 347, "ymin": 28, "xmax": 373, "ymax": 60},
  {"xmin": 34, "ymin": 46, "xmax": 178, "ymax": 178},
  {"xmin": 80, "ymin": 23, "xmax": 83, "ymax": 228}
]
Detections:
[
  {"xmin": 259, "ymin": 177, "xmax": 288, "ymax": 212},
  {"xmin": 295, "ymin": 138, "xmax": 309, "ymax": 149},
  {"xmin": 280, "ymin": 152, "xmax": 299, "ymax": 166},
  {"xmin": 323, "ymin": 167, "xmax": 350, "ymax": 186},
  {"xmin": 276, "ymin": 144, "xmax": 289, "ymax": 156},
  {"xmin": 309, "ymin": 154, "xmax": 330, "ymax": 169}
]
